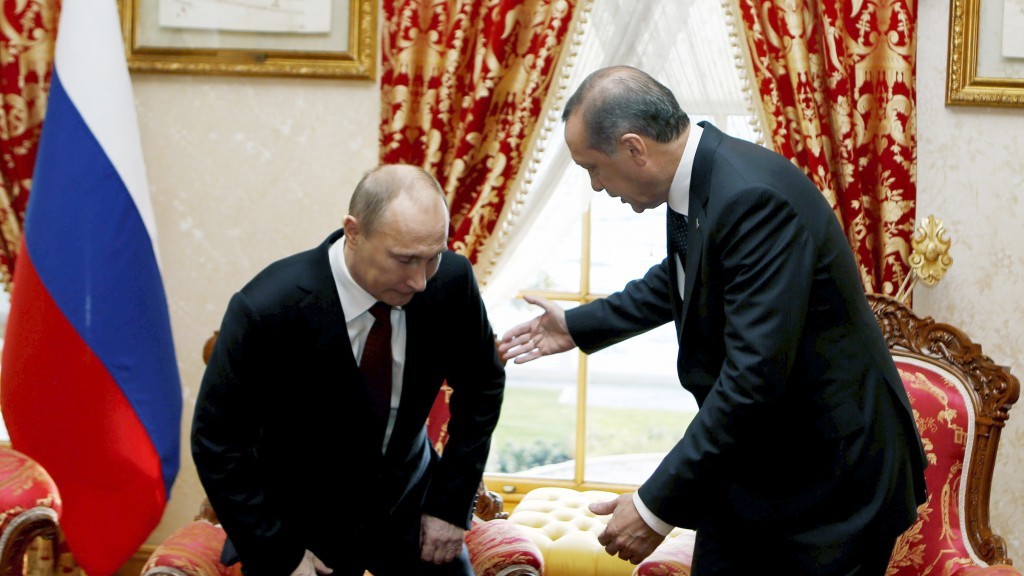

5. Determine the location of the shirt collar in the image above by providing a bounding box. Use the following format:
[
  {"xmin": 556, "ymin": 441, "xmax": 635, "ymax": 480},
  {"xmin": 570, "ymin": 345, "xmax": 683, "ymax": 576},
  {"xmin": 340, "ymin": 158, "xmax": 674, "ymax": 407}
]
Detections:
[
  {"xmin": 667, "ymin": 123, "xmax": 704, "ymax": 216},
  {"xmin": 328, "ymin": 236, "xmax": 378, "ymax": 323}
]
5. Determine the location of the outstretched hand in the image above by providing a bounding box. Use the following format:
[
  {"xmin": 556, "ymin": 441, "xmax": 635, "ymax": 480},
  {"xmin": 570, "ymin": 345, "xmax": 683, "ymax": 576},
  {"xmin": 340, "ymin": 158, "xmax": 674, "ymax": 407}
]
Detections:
[{"xmin": 498, "ymin": 295, "xmax": 576, "ymax": 364}]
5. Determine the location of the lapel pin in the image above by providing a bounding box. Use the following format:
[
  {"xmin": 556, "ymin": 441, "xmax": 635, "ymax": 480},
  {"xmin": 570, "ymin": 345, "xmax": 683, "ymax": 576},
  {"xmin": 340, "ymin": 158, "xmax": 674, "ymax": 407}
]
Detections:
[{"xmin": 695, "ymin": 218, "xmax": 700, "ymax": 231}]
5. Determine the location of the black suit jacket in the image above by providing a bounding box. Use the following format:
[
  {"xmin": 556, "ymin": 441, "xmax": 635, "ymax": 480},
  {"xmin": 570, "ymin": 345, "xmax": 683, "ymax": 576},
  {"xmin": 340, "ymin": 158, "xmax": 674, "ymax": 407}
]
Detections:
[
  {"xmin": 567, "ymin": 123, "xmax": 927, "ymax": 561},
  {"xmin": 192, "ymin": 229, "xmax": 505, "ymax": 576}
]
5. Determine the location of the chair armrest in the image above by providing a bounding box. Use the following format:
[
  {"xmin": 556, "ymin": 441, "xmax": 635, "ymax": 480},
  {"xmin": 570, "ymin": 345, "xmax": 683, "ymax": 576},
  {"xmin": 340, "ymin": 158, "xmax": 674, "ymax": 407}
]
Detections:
[
  {"xmin": 632, "ymin": 530, "xmax": 695, "ymax": 576},
  {"xmin": 142, "ymin": 521, "xmax": 236, "ymax": 576},
  {"xmin": 466, "ymin": 518, "xmax": 543, "ymax": 576}
]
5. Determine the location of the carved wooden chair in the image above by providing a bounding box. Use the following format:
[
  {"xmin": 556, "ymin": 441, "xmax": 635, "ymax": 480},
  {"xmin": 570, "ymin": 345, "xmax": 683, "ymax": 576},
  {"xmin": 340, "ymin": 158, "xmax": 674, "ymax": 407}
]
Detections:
[
  {"xmin": 0, "ymin": 447, "xmax": 61, "ymax": 576},
  {"xmin": 142, "ymin": 333, "xmax": 542, "ymax": 576},
  {"xmin": 869, "ymin": 293, "xmax": 1020, "ymax": 575}
]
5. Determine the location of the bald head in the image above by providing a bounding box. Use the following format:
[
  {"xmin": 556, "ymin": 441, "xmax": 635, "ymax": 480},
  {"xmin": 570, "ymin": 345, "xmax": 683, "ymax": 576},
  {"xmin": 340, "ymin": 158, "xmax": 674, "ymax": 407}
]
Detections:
[
  {"xmin": 562, "ymin": 66, "xmax": 689, "ymax": 155},
  {"xmin": 348, "ymin": 164, "xmax": 449, "ymax": 238}
]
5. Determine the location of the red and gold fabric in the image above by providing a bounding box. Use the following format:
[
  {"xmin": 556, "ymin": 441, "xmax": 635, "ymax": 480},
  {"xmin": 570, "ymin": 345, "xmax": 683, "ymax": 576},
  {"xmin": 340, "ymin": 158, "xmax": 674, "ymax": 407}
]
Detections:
[
  {"xmin": 0, "ymin": 446, "xmax": 61, "ymax": 532},
  {"xmin": 732, "ymin": 0, "xmax": 917, "ymax": 297},
  {"xmin": 888, "ymin": 357, "xmax": 1020, "ymax": 576},
  {"xmin": 466, "ymin": 518, "xmax": 545, "ymax": 576},
  {"xmin": 380, "ymin": 0, "xmax": 578, "ymax": 266},
  {"xmin": 0, "ymin": 0, "xmax": 59, "ymax": 289},
  {"xmin": 141, "ymin": 520, "xmax": 242, "ymax": 576},
  {"xmin": 633, "ymin": 530, "xmax": 695, "ymax": 576}
]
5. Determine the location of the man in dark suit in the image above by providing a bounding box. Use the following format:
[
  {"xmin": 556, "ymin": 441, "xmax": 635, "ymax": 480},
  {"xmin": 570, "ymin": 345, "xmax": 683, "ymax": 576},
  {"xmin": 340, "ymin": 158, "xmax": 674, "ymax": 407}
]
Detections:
[
  {"xmin": 499, "ymin": 66, "xmax": 927, "ymax": 575},
  {"xmin": 193, "ymin": 164, "xmax": 505, "ymax": 576}
]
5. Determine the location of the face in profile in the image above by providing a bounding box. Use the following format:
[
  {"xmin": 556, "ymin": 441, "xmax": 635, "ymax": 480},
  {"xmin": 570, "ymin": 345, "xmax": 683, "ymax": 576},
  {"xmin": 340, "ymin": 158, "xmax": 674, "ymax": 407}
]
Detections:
[
  {"xmin": 564, "ymin": 112, "xmax": 664, "ymax": 213},
  {"xmin": 345, "ymin": 190, "xmax": 449, "ymax": 307}
]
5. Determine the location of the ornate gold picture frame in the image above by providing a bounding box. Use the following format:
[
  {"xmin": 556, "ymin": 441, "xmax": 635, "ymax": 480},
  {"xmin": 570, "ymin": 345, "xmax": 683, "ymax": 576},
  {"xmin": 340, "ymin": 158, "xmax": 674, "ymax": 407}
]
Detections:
[
  {"xmin": 119, "ymin": 0, "xmax": 377, "ymax": 79},
  {"xmin": 946, "ymin": 0, "xmax": 1024, "ymax": 107}
]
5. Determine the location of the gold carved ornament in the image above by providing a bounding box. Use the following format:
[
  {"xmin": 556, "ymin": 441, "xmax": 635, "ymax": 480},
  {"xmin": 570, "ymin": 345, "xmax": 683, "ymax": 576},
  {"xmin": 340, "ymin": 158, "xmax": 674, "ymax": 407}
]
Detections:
[{"xmin": 895, "ymin": 215, "xmax": 953, "ymax": 302}]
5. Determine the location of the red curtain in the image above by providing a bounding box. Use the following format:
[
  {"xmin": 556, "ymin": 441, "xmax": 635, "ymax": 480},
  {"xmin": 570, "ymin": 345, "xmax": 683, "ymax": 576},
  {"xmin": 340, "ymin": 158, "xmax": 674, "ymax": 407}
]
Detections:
[
  {"xmin": 380, "ymin": 0, "xmax": 579, "ymax": 451},
  {"xmin": 380, "ymin": 0, "xmax": 578, "ymax": 267},
  {"xmin": 734, "ymin": 0, "xmax": 917, "ymax": 296},
  {"xmin": 0, "ymin": 0, "xmax": 59, "ymax": 290}
]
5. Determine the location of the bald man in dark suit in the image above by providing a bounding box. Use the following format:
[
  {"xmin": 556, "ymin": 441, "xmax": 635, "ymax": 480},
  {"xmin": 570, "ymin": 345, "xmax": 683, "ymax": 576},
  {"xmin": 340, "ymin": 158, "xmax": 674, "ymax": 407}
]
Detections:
[{"xmin": 193, "ymin": 165, "xmax": 505, "ymax": 576}]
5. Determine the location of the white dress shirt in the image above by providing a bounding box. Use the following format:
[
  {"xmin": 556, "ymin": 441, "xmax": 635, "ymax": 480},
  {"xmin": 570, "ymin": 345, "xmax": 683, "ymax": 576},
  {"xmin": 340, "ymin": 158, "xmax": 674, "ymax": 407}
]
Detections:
[{"xmin": 328, "ymin": 237, "xmax": 407, "ymax": 452}]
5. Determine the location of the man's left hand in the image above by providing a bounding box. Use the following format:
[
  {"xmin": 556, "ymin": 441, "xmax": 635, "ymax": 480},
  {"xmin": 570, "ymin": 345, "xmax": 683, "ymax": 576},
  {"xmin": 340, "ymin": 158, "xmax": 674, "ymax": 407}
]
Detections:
[
  {"xmin": 589, "ymin": 494, "xmax": 665, "ymax": 564},
  {"xmin": 420, "ymin": 514, "xmax": 466, "ymax": 565}
]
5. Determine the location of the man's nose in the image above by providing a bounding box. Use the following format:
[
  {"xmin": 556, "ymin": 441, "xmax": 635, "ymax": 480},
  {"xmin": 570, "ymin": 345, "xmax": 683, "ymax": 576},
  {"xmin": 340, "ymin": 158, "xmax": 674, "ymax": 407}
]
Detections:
[
  {"xmin": 407, "ymin": 264, "xmax": 429, "ymax": 292},
  {"xmin": 590, "ymin": 175, "xmax": 603, "ymax": 192}
]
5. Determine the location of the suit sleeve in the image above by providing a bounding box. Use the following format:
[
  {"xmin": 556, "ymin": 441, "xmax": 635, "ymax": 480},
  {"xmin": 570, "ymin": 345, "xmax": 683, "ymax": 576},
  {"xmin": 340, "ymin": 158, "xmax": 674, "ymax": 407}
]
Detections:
[
  {"xmin": 191, "ymin": 293, "xmax": 305, "ymax": 576},
  {"xmin": 421, "ymin": 257, "xmax": 506, "ymax": 528},
  {"xmin": 566, "ymin": 258, "xmax": 675, "ymax": 353},
  {"xmin": 638, "ymin": 186, "xmax": 815, "ymax": 528}
]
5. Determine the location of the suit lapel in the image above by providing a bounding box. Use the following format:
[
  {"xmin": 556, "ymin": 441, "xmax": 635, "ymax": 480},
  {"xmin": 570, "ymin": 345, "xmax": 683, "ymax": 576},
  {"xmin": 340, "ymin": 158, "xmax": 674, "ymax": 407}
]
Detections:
[
  {"xmin": 679, "ymin": 122, "xmax": 722, "ymax": 330},
  {"xmin": 298, "ymin": 229, "xmax": 359, "ymax": 378}
]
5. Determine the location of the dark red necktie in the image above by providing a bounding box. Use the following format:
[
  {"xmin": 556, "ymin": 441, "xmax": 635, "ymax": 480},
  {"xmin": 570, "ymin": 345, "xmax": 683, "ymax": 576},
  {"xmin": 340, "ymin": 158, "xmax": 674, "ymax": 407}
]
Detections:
[{"xmin": 361, "ymin": 302, "xmax": 393, "ymax": 423}]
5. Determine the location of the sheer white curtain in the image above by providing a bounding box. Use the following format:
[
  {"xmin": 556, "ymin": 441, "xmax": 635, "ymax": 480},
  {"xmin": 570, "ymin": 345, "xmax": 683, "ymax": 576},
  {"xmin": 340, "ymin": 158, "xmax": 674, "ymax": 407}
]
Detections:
[{"xmin": 479, "ymin": 0, "xmax": 762, "ymax": 305}]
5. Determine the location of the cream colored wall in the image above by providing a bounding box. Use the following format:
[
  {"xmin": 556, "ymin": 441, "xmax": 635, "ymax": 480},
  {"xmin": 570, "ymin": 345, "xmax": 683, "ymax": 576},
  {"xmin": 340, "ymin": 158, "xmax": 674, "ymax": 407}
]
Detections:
[
  {"xmin": 134, "ymin": 73, "xmax": 380, "ymax": 543},
  {"xmin": 915, "ymin": 0, "xmax": 1024, "ymax": 557}
]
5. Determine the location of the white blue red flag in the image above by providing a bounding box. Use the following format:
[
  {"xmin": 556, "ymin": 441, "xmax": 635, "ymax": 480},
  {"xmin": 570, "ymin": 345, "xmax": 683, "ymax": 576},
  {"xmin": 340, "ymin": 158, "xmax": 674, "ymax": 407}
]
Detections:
[{"xmin": 0, "ymin": 1, "xmax": 182, "ymax": 574}]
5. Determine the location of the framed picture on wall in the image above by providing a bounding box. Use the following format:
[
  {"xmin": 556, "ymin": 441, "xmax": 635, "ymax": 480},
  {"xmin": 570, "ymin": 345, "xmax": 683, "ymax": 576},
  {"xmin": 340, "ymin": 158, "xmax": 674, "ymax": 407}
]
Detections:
[
  {"xmin": 118, "ymin": 0, "xmax": 377, "ymax": 79},
  {"xmin": 947, "ymin": 0, "xmax": 1024, "ymax": 107}
]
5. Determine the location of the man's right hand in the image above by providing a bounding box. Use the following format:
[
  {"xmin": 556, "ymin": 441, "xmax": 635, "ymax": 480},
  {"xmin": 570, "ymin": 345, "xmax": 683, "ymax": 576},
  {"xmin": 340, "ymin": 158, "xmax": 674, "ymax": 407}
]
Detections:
[
  {"xmin": 290, "ymin": 550, "xmax": 333, "ymax": 576},
  {"xmin": 498, "ymin": 295, "xmax": 576, "ymax": 364}
]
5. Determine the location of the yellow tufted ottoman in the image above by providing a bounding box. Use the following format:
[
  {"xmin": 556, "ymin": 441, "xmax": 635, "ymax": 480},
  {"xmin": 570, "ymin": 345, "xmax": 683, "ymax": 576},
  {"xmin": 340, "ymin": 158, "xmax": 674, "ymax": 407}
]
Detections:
[{"xmin": 506, "ymin": 487, "xmax": 694, "ymax": 576}]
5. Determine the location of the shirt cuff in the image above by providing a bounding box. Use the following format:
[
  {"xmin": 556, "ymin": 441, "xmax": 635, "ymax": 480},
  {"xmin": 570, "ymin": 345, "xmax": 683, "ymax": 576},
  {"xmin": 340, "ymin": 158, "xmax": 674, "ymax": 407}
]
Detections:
[{"xmin": 632, "ymin": 492, "xmax": 674, "ymax": 536}]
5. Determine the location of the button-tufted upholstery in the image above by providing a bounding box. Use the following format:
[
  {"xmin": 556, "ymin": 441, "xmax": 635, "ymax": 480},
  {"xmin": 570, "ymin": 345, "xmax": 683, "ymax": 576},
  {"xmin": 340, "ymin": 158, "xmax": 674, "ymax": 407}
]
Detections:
[{"xmin": 507, "ymin": 487, "xmax": 695, "ymax": 576}]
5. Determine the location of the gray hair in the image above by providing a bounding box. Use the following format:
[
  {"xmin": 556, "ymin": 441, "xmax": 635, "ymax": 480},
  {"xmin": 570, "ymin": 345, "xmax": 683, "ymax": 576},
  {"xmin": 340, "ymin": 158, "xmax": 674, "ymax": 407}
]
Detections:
[{"xmin": 562, "ymin": 66, "xmax": 690, "ymax": 155}]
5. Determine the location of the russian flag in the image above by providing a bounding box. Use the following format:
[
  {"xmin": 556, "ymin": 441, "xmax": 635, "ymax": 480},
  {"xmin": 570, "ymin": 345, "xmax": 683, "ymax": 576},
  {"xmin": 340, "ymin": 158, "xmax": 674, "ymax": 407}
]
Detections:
[{"xmin": 0, "ymin": 1, "xmax": 182, "ymax": 574}]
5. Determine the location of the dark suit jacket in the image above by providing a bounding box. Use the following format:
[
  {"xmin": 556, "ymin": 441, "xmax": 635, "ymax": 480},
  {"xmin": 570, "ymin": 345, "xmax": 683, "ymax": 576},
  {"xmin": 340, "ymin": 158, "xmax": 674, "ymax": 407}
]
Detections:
[
  {"xmin": 566, "ymin": 123, "xmax": 927, "ymax": 562},
  {"xmin": 192, "ymin": 229, "xmax": 505, "ymax": 576}
]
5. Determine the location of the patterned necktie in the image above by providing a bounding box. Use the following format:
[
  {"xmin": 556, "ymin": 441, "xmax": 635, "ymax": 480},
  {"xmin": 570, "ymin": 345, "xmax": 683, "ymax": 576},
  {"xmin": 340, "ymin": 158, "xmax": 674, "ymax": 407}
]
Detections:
[
  {"xmin": 361, "ymin": 302, "xmax": 393, "ymax": 424},
  {"xmin": 667, "ymin": 206, "xmax": 689, "ymax": 267}
]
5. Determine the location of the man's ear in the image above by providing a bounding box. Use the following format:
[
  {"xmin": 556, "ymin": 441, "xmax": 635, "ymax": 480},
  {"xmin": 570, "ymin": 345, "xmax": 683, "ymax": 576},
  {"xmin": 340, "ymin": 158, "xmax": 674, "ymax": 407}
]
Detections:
[
  {"xmin": 620, "ymin": 133, "xmax": 647, "ymax": 165},
  {"xmin": 343, "ymin": 215, "xmax": 360, "ymax": 245}
]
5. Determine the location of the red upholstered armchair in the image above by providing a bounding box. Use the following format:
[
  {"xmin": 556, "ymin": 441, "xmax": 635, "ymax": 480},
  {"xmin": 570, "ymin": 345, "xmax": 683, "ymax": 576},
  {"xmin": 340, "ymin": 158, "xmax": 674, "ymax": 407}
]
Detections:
[
  {"xmin": 870, "ymin": 294, "xmax": 1020, "ymax": 576},
  {"xmin": 0, "ymin": 446, "xmax": 62, "ymax": 576},
  {"xmin": 142, "ymin": 333, "xmax": 542, "ymax": 576},
  {"xmin": 632, "ymin": 295, "xmax": 1021, "ymax": 576}
]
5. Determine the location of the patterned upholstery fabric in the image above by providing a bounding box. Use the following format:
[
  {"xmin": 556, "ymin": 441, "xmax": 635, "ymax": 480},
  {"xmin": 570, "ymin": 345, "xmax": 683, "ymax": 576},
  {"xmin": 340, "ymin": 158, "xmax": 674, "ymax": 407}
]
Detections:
[
  {"xmin": 888, "ymin": 357, "xmax": 1021, "ymax": 576},
  {"xmin": 633, "ymin": 531, "xmax": 695, "ymax": 576},
  {"xmin": 141, "ymin": 521, "xmax": 240, "ymax": 576},
  {"xmin": 0, "ymin": 447, "xmax": 62, "ymax": 528},
  {"xmin": 0, "ymin": 447, "xmax": 62, "ymax": 575},
  {"xmin": 143, "ymin": 516, "xmax": 540, "ymax": 576},
  {"xmin": 465, "ymin": 518, "xmax": 544, "ymax": 576}
]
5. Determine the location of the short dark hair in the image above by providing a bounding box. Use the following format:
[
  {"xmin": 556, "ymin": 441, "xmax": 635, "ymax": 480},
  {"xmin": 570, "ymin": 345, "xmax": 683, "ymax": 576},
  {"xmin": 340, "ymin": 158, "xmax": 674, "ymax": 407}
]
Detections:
[
  {"xmin": 349, "ymin": 164, "xmax": 448, "ymax": 236},
  {"xmin": 562, "ymin": 66, "xmax": 690, "ymax": 155}
]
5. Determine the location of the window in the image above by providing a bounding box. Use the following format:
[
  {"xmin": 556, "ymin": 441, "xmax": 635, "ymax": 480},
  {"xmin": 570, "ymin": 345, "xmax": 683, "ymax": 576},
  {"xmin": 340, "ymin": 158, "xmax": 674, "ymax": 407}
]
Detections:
[{"xmin": 481, "ymin": 0, "xmax": 761, "ymax": 497}]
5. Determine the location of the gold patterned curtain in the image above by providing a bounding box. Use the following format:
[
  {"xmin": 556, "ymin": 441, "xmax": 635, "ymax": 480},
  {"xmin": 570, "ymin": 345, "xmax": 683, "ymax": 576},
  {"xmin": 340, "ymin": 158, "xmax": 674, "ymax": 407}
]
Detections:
[
  {"xmin": 380, "ymin": 0, "xmax": 579, "ymax": 267},
  {"xmin": 0, "ymin": 0, "xmax": 59, "ymax": 291},
  {"xmin": 732, "ymin": 0, "xmax": 917, "ymax": 296},
  {"xmin": 381, "ymin": 0, "xmax": 580, "ymax": 444}
]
